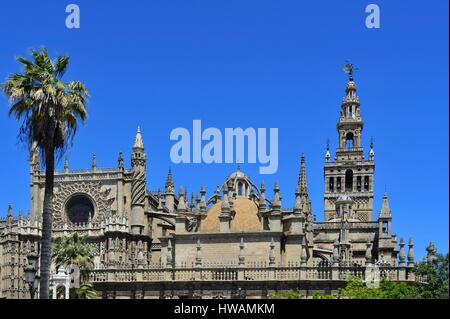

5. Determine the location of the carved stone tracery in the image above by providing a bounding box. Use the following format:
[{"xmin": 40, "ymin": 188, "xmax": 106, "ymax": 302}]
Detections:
[{"xmin": 53, "ymin": 181, "xmax": 115, "ymax": 227}]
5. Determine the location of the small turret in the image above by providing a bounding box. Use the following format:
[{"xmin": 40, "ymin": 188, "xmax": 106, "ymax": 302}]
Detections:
[
  {"xmin": 130, "ymin": 127, "xmax": 147, "ymax": 235},
  {"xmin": 199, "ymin": 185, "xmax": 207, "ymax": 213},
  {"xmin": 378, "ymin": 193, "xmax": 392, "ymax": 238},
  {"xmin": 219, "ymin": 185, "xmax": 231, "ymax": 232}
]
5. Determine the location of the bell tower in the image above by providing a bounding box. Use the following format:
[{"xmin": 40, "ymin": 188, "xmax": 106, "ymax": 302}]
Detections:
[{"xmin": 324, "ymin": 64, "xmax": 375, "ymax": 222}]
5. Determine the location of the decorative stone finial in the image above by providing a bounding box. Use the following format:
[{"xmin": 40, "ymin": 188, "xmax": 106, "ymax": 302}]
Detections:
[
  {"xmin": 165, "ymin": 168, "xmax": 174, "ymax": 194},
  {"xmin": 177, "ymin": 187, "xmax": 187, "ymax": 212},
  {"xmin": 399, "ymin": 238, "xmax": 406, "ymax": 267},
  {"xmin": 64, "ymin": 157, "xmax": 69, "ymax": 173},
  {"xmin": 271, "ymin": 182, "xmax": 281, "ymax": 210},
  {"xmin": 7, "ymin": 204, "xmax": 13, "ymax": 218},
  {"xmin": 325, "ymin": 139, "xmax": 331, "ymax": 163},
  {"xmin": 269, "ymin": 238, "xmax": 276, "ymax": 266},
  {"xmin": 407, "ymin": 238, "xmax": 415, "ymax": 268},
  {"xmin": 200, "ymin": 185, "xmax": 207, "ymax": 212},
  {"xmin": 300, "ymin": 245, "xmax": 307, "ymax": 266},
  {"xmin": 332, "ymin": 240, "xmax": 339, "ymax": 266},
  {"xmin": 118, "ymin": 152, "xmax": 124, "ymax": 170},
  {"xmin": 365, "ymin": 239, "xmax": 372, "ymax": 265},
  {"xmin": 239, "ymin": 237, "xmax": 245, "ymax": 266},
  {"xmin": 92, "ymin": 154, "xmax": 97, "ymax": 170},
  {"xmin": 426, "ymin": 242, "xmax": 436, "ymax": 265}
]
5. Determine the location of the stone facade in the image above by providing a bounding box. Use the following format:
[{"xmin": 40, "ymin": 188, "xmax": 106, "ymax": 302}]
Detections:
[{"xmin": 0, "ymin": 69, "xmax": 424, "ymax": 299}]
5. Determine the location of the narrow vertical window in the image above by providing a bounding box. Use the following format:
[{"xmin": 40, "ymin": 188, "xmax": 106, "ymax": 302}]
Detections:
[{"xmin": 364, "ymin": 176, "xmax": 369, "ymax": 191}]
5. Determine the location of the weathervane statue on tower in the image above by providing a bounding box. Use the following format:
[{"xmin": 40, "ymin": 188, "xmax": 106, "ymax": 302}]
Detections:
[{"xmin": 343, "ymin": 62, "xmax": 358, "ymax": 81}]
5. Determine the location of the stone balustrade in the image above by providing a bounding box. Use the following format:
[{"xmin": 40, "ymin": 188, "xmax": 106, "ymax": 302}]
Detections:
[{"xmin": 86, "ymin": 264, "xmax": 418, "ymax": 284}]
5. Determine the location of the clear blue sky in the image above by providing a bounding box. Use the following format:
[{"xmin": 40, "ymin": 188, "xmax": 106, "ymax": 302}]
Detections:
[{"xmin": 0, "ymin": 0, "xmax": 448, "ymax": 259}]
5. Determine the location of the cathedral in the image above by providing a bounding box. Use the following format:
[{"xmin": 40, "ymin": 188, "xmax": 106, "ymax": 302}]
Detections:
[{"xmin": 0, "ymin": 69, "xmax": 424, "ymax": 299}]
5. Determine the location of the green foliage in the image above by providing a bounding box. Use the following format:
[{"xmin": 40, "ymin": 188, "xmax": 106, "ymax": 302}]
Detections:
[
  {"xmin": 413, "ymin": 253, "xmax": 449, "ymax": 299},
  {"xmin": 52, "ymin": 233, "xmax": 94, "ymax": 271},
  {"xmin": 2, "ymin": 48, "xmax": 89, "ymax": 299},
  {"xmin": 270, "ymin": 290, "xmax": 300, "ymax": 299},
  {"xmin": 1, "ymin": 48, "xmax": 89, "ymax": 157},
  {"xmin": 378, "ymin": 280, "xmax": 417, "ymax": 299},
  {"xmin": 76, "ymin": 283, "xmax": 100, "ymax": 299},
  {"xmin": 339, "ymin": 252, "xmax": 449, "ymax": 300},
  {"xmin": 312, "ymin": 292, "xmax": 335, "ymax": 299},
  {"xmin": 339, "ymin": 276, "xmax": 385, "ymax": 299}
]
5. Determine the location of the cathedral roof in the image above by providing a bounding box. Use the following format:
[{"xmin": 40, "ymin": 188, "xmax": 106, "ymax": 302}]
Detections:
[
  {"xmin": 227, "ymin": 166, "xmax": 248, "ymax": 180},
  {"xmin": 202, "ymin": 198, "xmax": 260, "ymax": 232}
]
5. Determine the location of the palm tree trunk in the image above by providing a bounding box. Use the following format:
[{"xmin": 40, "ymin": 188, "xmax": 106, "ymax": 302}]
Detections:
[{"xmin": 39, "ymin": 146, "xmax": 54, "ymax": 299}]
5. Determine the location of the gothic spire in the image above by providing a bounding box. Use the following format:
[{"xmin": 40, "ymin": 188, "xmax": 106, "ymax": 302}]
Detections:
[
  {"xmin": 166, "ymin": 168, "xmax": 173, "ymax": 192},
  {"xmin": 7, "ymin": 204, "xmax": 13, "ymax": 218},
  {"xmin": 177, "ymin": 187, "xmax": 187, "ymax": 212},
  {"xmin": 297, "ymin": 153, "xmax": 308, "ymax": 193},
  {"xmin": 379, "ymin": 193, "xmax": 391, "ymax": 218},
  {"xmin": 133, "ymin": 126, "xmax": 144, "ymax": 149},
  {"xmin": 295, "ymin": 153, "xmax": 311, "ymax": 214},
  {"xmin": 271, "ymin": 182, "xmax": 281, "ymax": 210}
]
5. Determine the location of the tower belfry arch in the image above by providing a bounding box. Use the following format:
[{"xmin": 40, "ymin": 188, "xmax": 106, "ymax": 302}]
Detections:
[{"xmin": 323, "ymin": 64, "xmax": 375, "ymax": 222}]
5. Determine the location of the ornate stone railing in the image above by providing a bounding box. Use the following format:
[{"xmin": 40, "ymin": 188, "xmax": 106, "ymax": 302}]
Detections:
[{"xmin": 86, "ymin": 265, "xmax": 417, "ymax": 284}]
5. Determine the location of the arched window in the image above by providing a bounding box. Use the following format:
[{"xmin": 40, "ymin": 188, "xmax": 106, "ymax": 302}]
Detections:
[
  {"xmin": 66, "ymin": 194, "xmax": 94, "ymax": 224},
  {"xmin": 345, "ymin": 132, "xmax": 354, "ymax": 149},
  {"xmin": 237, "ymin": 182, "xmax": 243, "ymax": 196},
  {"xmin": 345, "ymin": 169, "xmax": 353, "ymax": 191}
]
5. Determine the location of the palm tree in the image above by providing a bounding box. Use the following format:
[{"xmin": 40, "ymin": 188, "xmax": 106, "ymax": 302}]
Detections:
[
  {"xmin": 76, "ymin": 283, "xmax": 100, "ymax": 299},
  {"xmin": 52, "ymin": 234, "xmax": 94, "ymax": 271},
  {"xmin": 52, "ymin": 234, "xmax": 98, "ymax": 299},
  {"xmin": 1, "ymin": 48, "xmax": 89, "ymax": 299}
]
